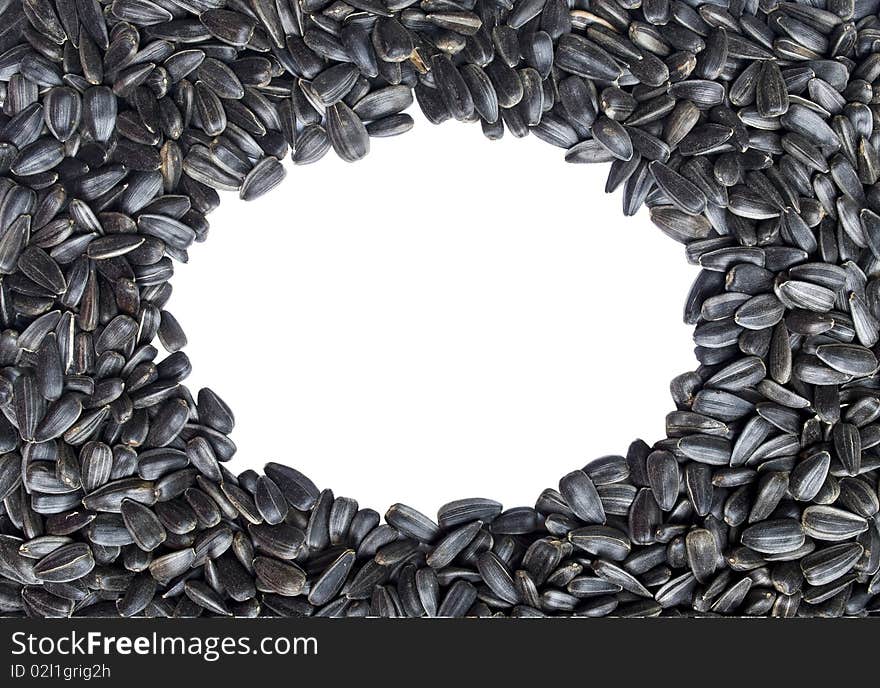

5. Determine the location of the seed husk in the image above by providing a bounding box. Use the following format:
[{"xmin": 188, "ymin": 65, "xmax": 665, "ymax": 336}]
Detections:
[
  {"xmin": 741, "ymin": 519, "xmax": 806, "ymax": 555},
  {"xmin": 802, "ymin": 506, "xmax": 869, "ymax": 542},
  {"xmin": 559, "ymin": 470, "xmax": 605, "ymax": 525},
  {"xmin": 33, "ymin": 543, "xmax": 95, "ymax": 583},
  {"xmin": 120, "ymin": 499, "xmax": 166, "ymax": 552}
]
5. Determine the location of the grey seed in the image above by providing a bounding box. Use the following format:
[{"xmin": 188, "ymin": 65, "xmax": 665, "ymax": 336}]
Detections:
[
  {"xmin": 358, "ymin": 524, "xmax": 396, "ymax": 557},
  {"xmin": 778, "ymin": 280, "xmax": 836, "ymax": 313},
  {"xmin": 734, "ymin": 294, "xmax": 785, "ymax": 331},
  {"xmin": 491, "ymin": 506, "xmax": 539, "ymax": 535},
  {"xmin": 291, "ymin": 125, "xmax": 331, "ymax": 165},
  {"xmin": 196, "ymin": 59, "xmax": 244, "ymax": 101},
  {"xmin": 426, "ymin": 521, "xmax": 481, "ymax": 569},
  {"xmin": 14, "ymin": 374, "xmax": 43, "ymax": 443},
  {"xmin": 18, "ymin": 247, "xmax": 65, "ymax": 294},
  {"xmin": 200, "ymin": 9, "xmax": 256, "ymax": 47},
  {"xmin": 710, "ymin": 577, "xmax": 754, "ymax": 614},
  {"xmin": 312, "ymin": 64, "xmax": 360, "ymax": 107},
  {"xmin": 326, "ymin": 102, "xmax": 370, "ymax": 163},
  {"xmin": 386, "ymin": 503, "xmax": 438, "ymax": 543},
  {"xmin": 148, "ymin": 548, "xmax": 194, "ymax": 586},
  {"xmin": 253, "ymin": 556, "xmax": 306, "ymax": 596},
  {"xmin": 460, "ymin": 64, "xmax": 498, "ymax": 124},
  {"xmin": 649, "ymin": 207, "xmax": 712, "ymax": 244},
  {"xmin": 650, "ymin": 161, "xmax": 706, "ymax": 215},
  {"xmin": 120, "ymin": 499, "xmax": 166, "ymax": 552},
  {"xmin": 82, "ymin": 478, "xmax": 156, "ymax": 513},
  {"xmin": 475, "ymin": 550, "xmax": 518, "ymax": 605},
  {"xmin": 781, "ymin": 103, "xmax": 841, "ymax": 152},
  {"xmin": 802, "ymin": 506, "xmax": 869, "ymax": 542},
  {"xmin": 679, "ymin": 123, "xmax": 734, "ymax": 158},
  {"xmin": 42, "ymin": 88, "xmax": 81, "ymax": 144},
  {"xmin": 555, "ymin": 34, "xmax": 623, "ymax": 82},
  {"xmin": 33, "ymin": 543, "xmax": 94, "ymax": 583},
  {"xmin": 756, "ymin": 61, "xmax": 789, "ymax": 118},
  {"xmin": 667, "ymin": 80, "xmax": 724, "ymax": 109},
  {"xmin": 304, "ymin": 489, "xmax": 332, "ymax": 551},
  {"xmin": 816, "ymin": 344, "xmax": 878, "ymax": 376},
  {"xmin": 116, "ymin": 573, "xmax": 157, "ymax": 617},
  {"xmin": 626, "ymin": 127, "xmax": 670, "ymax": 163},
  {"xmin": 685, "ymin": 529, "xmax": 718, "ymax": 584},
  {"xmin": 488, "ymin": 26, "xmax": 519, "ymax": 70},
  {"xmin": 661, "ymin": 101, "xmax": 700, "ymax": 150},
  {"xmin": 196, "ymin": 389, "xmax": 234, "ymax": 435},
  {"xmin": 20, "ymin": 587, "xmax": 74, "ymax": 618},
  {"xmin": 184, "ymin": 579, "xmax": 229, "ymax": 616},
  {"xmin": 372, "ymin": 17, "xmax": 413, "ymax": 63},
  {"xmin": 438, "ymin": 498, "xmax": 502, "ymax": 529},
  {"xmin": 596, "ymin": 484, "xmax": 636, "ymax": 516},
  {"xmin": 308, "ymin": 549, "xmax": 355, "ymax": 606},
  {"xmin": 802, "ymin": 543, "xmax": 864, "ymax": 586},
  {"xmin": 569, "ymin": 525, "xmax": 631, "ymax": 561},
  {"xmin": 404, "ymin": 568, "xmax": 434, "ymax": 618},
  {"xmin": 194, "ymin": 81, "xmax": 226, "ymax": 137},
  {"xmin": 154, "ymin": 499, "xmax": 197, "ymax": 536},
  {"xmin": 559, "ymin": 470, "xmax": 605, "ymax": 524},
  {"xmin": 0, "ymin": 454, "xmax": 22, "ymax": 501},
  {"xmin": 837, "ymin": 478, "xmax": 878, "ymax": 518},
  {"xmin": 0, "ymin": 214, "xmax": 31, "ymax": 275},
  {"xmin": 629, "ymin": 488, "xmax": 661, "ymax": 545},
  {"xmin": 593, "ymin": 560, "xmax": 651, "ymax": 598},
  {"xmin": 862, "ymin": 208, "xmax": 880, "ymax": 259},
  {"xmin": 568, "ymin": 575, "xmax": 622, "ymax": 598},
  {"xmin": 110, "ymin": 0, "xmax": 170, "ymax": 25},
  {"xmin": 82, "ymin": 87, "xmax": 116, "ymax": 142},
  {"xmin": 213, "ymin": 555, "xmax": 255, "ymax": 603},
  {"xmin": 264, "ymin": 463, "xmax": 318, "ymax": 511},
  {"xmin": 684, "ymin": 463, "xmax": 713, "ymax": 518},
  {"xmin": 749, "ymin": 472, "xmax": 789, "ymax": 523},
  {"xmin": 646, "ymin": 451, "xmax": 679, "ymax": 511},
  {"xmin": 801, "ymin": 577, "xmax": 858, "ymax": 609},
  {"xmin": 558, "ymin": 76, "xmax": 596, "ymax": 130},
  {"xmin": 585, "ymin": 455, "xmax": 629, "ymax": 486},
  {"xmin": 565, "ymin": 139, "xmax": 616, "ymax": 165},
  {"xmin": 850, "ymin": 293, "xmax": 880, "ymax": 347},
  {"xmin": 353, "ymin": 86, "xmax": 413, "ymax": 122},
  {"xmin": 345, "ymin": 559, "xmax": 387, "ymax": 601},
  {"xmin": 222, "ymin": 483, "xmax": 262, "ymax": 526},
  {"xmin": 430, "ymin": 54, "xmax": 474, "ymax": 122},
  {"xmin": 254, "ymin": 476, "xmax": 288, "ymax": 526},
  {"xmin": 138, "ymin": 214, "xmax": 195, "ymax": 251},
  {"xmin": 833, "ymin": 422, "xmax": 861, "ymax": 477},
  {"xmin": 741, "ymin": 519, "xmax": 806, "ymax": 555},
  {"xmin": 80, "ymin": 441, "xmax": 112, "ymax": 491},
  {"xmin": 85, "ymin": 235, "xmax": 145, "ymax": 261},
  {"xmin": 184, "ymin": 488, "xmax": 221, "ymax": 529},
  {"xmin": 436, "ymin": 579, "xmax": 477, "ymax": 617},
  {"xmin": 652, "ymin": 570, "xmax": 696, "ymax": 609},
  {"xmin": 240, "ymin": 157, "xmax": 285, "ymax": 202},
  {"xmin": 677, "ymin": 434, "xmax": 731, "ymax": 465},
  {"xmin": 143, "ymin": 399, "xmax": 189, "ymax": 447},
  {"xmin": 592, "ymin": 117, "xmax": 633, "ymax": 161}
]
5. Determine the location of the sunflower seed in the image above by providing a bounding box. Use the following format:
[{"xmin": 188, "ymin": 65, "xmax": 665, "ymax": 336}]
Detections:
[
  {"xmin": 33, "ymin": 543, "xmax": 94, "ymax": 583},
  {"xmin": 741, "ymin": 519, "xmax": 806, "ymax": 555},
  {"xmin": 802, "ymin": 506, "xmax": 869, "ymax": 542},
  {"xmin": 4, "ymin": 0, "xmax": 880, "ymax": 619}
]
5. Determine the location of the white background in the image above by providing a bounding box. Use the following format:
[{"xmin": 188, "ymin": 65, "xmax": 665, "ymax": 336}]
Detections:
[{"xmin": 172, "ymin": 112, "xmax": 697, "ymax": 515}]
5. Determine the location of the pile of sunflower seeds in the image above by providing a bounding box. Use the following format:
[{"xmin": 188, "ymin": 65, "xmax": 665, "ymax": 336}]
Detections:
[{"xmin": 3, "ymin": 0, "xmax": 880, "ymax": 618}]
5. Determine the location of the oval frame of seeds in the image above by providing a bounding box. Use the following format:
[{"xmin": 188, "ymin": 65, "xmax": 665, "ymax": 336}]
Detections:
[{"xmin": 3, "ymin": 0, "xmax": 880, "ymax": 619}]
